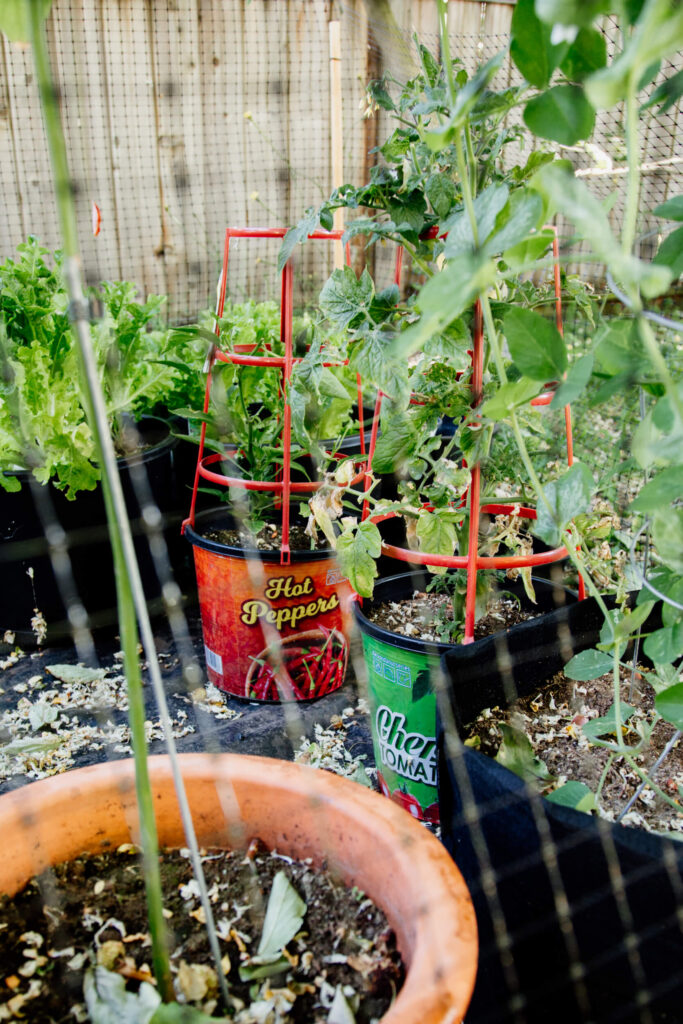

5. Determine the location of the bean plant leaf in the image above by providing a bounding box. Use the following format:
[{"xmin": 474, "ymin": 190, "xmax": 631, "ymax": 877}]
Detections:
[
  {"xmin": 84, "ymin": 967, "xmax": 160, "ymax": 1024},
  {"xmin": 534, "ymin": 0, "xmax": 611, "ymax": 27},
  {"xmin": 503, "ymin": 228, "xmax": 555, "ymax": 272},
  {"xmin": 652, "ymin": 508, "xmax": 683, "ymax": 574},
  {"xmin": 550, "ymin": 353, "xmax": 594, "ymax": 409},
  {"xmin": 511, "ymin": 0, "xmax": 568, "ymax": 88},
  {"xmin": 0, "ymin": 0, "xmax": 52, "ymax": 43},
  {"xmin": 642, "ymin": 69, "xmax": 683, "ymax": 115},
  {"xmin": 654, "ymin": 684, "xmax": 683, "ymax": 731},
  {"xmin": 533, "ymin": 164, "xmax": 673, "ymax": 298},
  {"xmin": 581, "ymin": 704, "xmax": 636, "ymax": 742},
  {"xmin": 653, "ymin": 225, "xmax": 683, "ymax": 279},
  {"xmin": 630, "ymin": 466, "xmax": 683, "ymax": 513},
  {"xmin": 564, "ymin": 648, "xmax": 614, "ymax": 681},
  {"xmin": 495, "ymin": 723, "xmax": 552, "ymax": 783},
  {"xmin": 584, "ymin": 0, "xmax": 683, "ymax": 109},
  {"xmin": 484, "ymin": 191, "xmax": 544, "ymax": 256},
  {"xmin": 533, "ymin": 461, "xmax": 594, "ymax": 547},
  {"xmin": 391, "ymin": 252, "xmax": 497, "ymax": 361},
  {"xmin": 545, "ymin": 780, "xmax": 598, "ymax": 813},
  {"xmin": 336, "ymin": 520, "xmax": 381, "ymax": 598},
  {"xmin": 523, "ymin": 86, "xmax": 596, "ymax": 147},
  {"xmin": 644, "ymin": 623, "xmax": 683, "ymax": 666},
  {"xmin": 443, "ymin": 184, "xmax": 510, "ymax": 256},
  {"xmin": 653, "ymin": 195, "xmax": 683, "ymax": 222},
  {"xmin": 481, "ymin": 377, "xmax": 542, "ymax": 421},
  {"xmin": 257, "ymin": 870, "xmax": 307, "ymax": 959},
  {"xmin": 503, "ymin": 307, "xmax": 567, "ymax": 381},
  {"xmin": 560, "ymin": 27, "xmax": 608, "ymax": 82}
]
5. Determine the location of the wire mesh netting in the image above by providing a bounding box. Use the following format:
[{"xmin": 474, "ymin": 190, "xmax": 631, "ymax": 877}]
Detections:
[{"xmin": 0, "ymin": 2, "xmax": 682, "ymax": 1023}]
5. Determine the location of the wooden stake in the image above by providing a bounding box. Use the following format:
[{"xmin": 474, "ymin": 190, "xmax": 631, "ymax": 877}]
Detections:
[{"xmin": 329, "ymin": 19, "xmax": 344, "ymax": 269}]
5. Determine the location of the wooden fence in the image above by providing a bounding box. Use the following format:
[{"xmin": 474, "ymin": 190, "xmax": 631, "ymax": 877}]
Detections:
[{"xmin": 0, "ymin": 1, "xmax": 680, "ymax": 319}]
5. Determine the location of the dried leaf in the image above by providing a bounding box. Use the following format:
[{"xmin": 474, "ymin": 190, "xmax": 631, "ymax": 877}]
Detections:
[{"xmin": 257, "ymin": 871, "xmax": 307, "ymax": 959}]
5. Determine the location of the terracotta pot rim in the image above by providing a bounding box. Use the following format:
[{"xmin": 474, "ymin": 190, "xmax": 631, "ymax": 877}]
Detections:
[{"xmin": 0, "ymin": 753, "xmax": 477, "ymax": 1023}]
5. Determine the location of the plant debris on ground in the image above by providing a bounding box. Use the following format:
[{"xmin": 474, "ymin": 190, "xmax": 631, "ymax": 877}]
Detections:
[
  {"xmin": 466, "ymin": 665, "xmax": 683, "ymax": 837},
  {"xmin": 0, "ymin": 842, "xmax": 404, "ymax": 1023}
]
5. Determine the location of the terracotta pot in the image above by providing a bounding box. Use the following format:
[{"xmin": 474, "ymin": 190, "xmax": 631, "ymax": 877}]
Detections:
[{"xmin": 0, "ymin": 753, "xmax": 477, "ymax": 1023}]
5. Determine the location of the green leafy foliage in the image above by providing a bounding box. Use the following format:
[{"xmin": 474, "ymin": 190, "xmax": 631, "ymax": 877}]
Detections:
[
  {"xmin": 335, "ymin": 520, "xmax": 382, "ymax": 598},
  {"xmin": 533, "ymin": 461, "xmax": 595, "ymax": 547},
  {"xmin": 496, "ymin": 723, "xmax": 552, "ymax": 783},
  {"xmin": 545, "ymin": 780, "xmax": 598, "ymax": 813},
  {"xmin": 535, "ymin": 0, "xmax": 611, "ymax": 27},
  {"xmin": 511, "ymin": 0, "xmax": 569, "ymax": 89},
  {"xmin": 503, "ymin": 307, "xmax": 567, "ymax": 381},
  {"xmin": 0, "ymin": 0, "xmax": 52, "ymax": 43},
  {"xmin": 581, "ymin": 704, "xmax": 637, "ymax": 743},
  {"xmin": 523, "ymin": 86, "xmax": 596, "ymax": 146},
  {"xmin": 564, "ymin": 648, "xmax": 614, "ymax": 681},
  {"xmin": 560, "ymin": 28, "xmax": 608, "ymax": 82},
  {"xmin": 655, "ymin": 683, "xmax": 683, "ymax": 731}
]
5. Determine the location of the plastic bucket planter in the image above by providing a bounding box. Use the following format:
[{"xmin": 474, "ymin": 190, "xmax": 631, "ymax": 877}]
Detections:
[
  {"xmin": 355, "ymin": 574, "xmax": 599, "ymax": 825},
  {"xmin": 185, "ymin": 509, "xmax": 353, "ymax": 701},
  {"xmin": 354, "ymin": 573, "xmax": 451, "ymax": 824}
]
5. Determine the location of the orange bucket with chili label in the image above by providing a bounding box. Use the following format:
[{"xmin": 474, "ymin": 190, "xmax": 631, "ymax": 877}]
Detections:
[{"xmin": 185, "ymin": 510, "xmax": 352, "ymax": 701}]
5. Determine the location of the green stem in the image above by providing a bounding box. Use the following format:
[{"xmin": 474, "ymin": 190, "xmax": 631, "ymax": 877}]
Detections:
[
  {"xmin": 465, "ymin": 123, "xmax": 477, "ymax": 198},
  {"xmin": 638, "ymin": 316, "xmax": 683, "ymax": 421},
  {"xmin": 28, "ymin": 3, "xmax": 174, "ymax": 1000},
  {"xmin": 622, "ymin": 73, "xmax": 641, "ymax": 259},
  {"xmin": 595, "ymin": 752, "xmax": 615, "ymax": 806},
  {"xmin": 455, "ymin": 133, "xmax": 479, "ymax": 247},
  {"xmin": 436, "ymin": 0, "xmax": 457, "ymax": 107},
  {"xmin": 620, "ymin": 752, "xmax": 683, "ymax": 815}
]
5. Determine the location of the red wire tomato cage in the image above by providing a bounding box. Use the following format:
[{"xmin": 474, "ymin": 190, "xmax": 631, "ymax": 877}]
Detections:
[
  {"xmin": 182, "ymin": 227, "xmax": 365, "ymax": 566},
  {"xmin": 361, "ymin": 225, "xmax": 585, "ymax": 644}
]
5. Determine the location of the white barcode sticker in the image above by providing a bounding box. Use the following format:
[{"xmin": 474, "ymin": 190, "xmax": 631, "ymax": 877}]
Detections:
[{"xmin": 204, "ymin": 645, "xmax": 223, "ymax": 675}]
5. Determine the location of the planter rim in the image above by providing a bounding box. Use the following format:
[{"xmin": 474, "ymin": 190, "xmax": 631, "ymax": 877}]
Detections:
[
  {"xmin": 185, "ymin": 507, "xmax": 337, "ymax": 563},
  {"xmin": 0, "ymin": 753, "xmax": 478, "ymax": 1024},
  {"xmin": 354, "ymin": 572, "xmax": 577, "ymax": 656}
]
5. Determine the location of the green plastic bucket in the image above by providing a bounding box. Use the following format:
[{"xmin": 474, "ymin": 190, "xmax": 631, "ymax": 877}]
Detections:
[{"xmin": 354, "ymin": 573, "xmax": 452, "ymax": 823}]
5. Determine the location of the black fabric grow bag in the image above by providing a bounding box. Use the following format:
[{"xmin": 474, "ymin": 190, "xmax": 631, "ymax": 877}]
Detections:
[
  {"xmin": 0, "ymin": 422, "xmax": 190, "ymax": 644},
  {"xmin": 437, "ymin": 600, "xmax": 683, "ymax": 1023}
]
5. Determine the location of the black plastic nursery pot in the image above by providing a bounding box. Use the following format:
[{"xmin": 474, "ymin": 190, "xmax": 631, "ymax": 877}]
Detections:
[
  {"xmin": 436, "ymin": 611, "xmax": 683, "ymax": 1022},
  {"xmin": 184, "ymin": 508, "xmax": 353, "ymax": 702},
  {"xmin": 354, "ymin": 573, "xmax": 588, "ymax": 826},
  {"xmin": 0, "ymin": 421, "xmax": 188, "ymax": 645}
]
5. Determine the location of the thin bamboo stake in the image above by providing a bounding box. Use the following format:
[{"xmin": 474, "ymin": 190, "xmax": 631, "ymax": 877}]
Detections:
[{"xmin": 329, "ymin": 19, "xmax": 344, "ymax": 269}]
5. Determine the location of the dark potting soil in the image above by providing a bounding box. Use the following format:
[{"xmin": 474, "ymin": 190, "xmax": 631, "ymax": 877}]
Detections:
[
  {"xmin": 465, "ymin": 665, "xmax": 683, "ymax": 838},
  {"xmin": 203, "ymin": 522, "xmax": 329, "ymax": 553},
  {"xmin": 368, "ymin": 591, "xmax": 535, "ymax": 644},
  {"xmin": 0, "ymin": 842, "xmax": 403, "ymax": 1022}
]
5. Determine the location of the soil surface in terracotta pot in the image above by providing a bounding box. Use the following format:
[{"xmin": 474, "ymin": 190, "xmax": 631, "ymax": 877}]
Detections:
[
  {"xmin": 466, "ymin": 663, "xmax": 683, "ymax": 838},
  {"xmin": 0, "ymin": 841, "xmax": 404, "ymax": 1022}
]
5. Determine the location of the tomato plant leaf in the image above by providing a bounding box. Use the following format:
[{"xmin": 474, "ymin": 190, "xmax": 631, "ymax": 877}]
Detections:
[
  {"xmin": 416, "ymin": 507, "xmax": 457, "ymax": 574},
  {"xmin": 426, "ymin": 173, "xmax": 455, "ymax": 219},
  {"xmin": 320, "ymin": 267, "xmax": 374, "ymax": 329},
  {"xmin": 641, "ymin": 69, "xmax": 683, "ymax": 115},
  {"xmin": 481, "ymin": 377, "xmax": 542, "ymax": 421},
  {"xmin": 335, "ymin": 521, "xmax": 381, "ymax": 598},
  {"xmin": 495, "ymin": 723, "xmax": 552, "ymax": 783},
  {"xmin": 523, "ymin": 85, "xmax": 596, "ymax": 147},
  {"xmin": 278, "ymin": 207, "xmax": 320, "ymax": 273}
]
